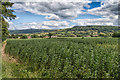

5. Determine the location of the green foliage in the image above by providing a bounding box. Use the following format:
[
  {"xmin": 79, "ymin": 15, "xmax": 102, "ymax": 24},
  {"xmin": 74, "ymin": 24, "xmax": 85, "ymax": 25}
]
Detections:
[
  {"xmin": 8, "ymin": 34, "xmax": 28, "ymax": 39},
  {"xmin": 81, "ymin": 37, "xmax": 84, "ymax": 39},
  {"xmin": 112, "ymin": 32, "xmax": 120, "ymax": 37},
  {"xmin": 2, "ymin": 58, "xmax": 39, "ymax": 78},
  {"xmin": 72, "ymin": 26, "xmax": 119, "ymax": 32},
  {"xmin": 99, "ymin": 33, "xmax": 105, "ymax": 37},
  {"xmin": 9, "ymin": 34, "xmax": 18, "ymax": 38},
  {"xmin": 2, "ymin": 17, "xmax": 9, "ymax": 41},
  {"xmin": 1, "ymin": 2, "xmax": 16, "ymax": 20},
  {"xmin": 31, "ymin": 34, "xmax": 39, "ymax": 38},
  {"xmin": 20, "ymin": 35, "xmax": 27, "ymax": 39},
  {"xmin": 48, "ymin": 33, "xmax": 52, "ymax": 38},
  {"xmin": 5, "ymin": 38, "xmax": 119, "ymax": 78},
  {"xmin": 9, "ymin": 29, "xmax": 55, "ymax": 34},
  {"xmin": 1, "ymin": 1, "xmax": 16, "ymax": 41},
  {"xmin": 76, "ymin": 34, "xmax": 82, "ymax": 37}
]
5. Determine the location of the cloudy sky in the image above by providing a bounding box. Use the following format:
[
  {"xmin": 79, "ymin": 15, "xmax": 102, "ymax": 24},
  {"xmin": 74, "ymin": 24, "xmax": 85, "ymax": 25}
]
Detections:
[{"xmin": 8, "ymin": 0, "xmax": 119, "ymax": 30}]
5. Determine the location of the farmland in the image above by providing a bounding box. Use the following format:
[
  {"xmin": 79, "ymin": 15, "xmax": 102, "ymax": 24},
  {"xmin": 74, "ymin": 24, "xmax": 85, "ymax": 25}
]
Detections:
[
  {"xmin": 9, "ymin": 25, "xmax": 120, "ymax": 39},
  {"xmin": 3, "ymin": 38, "xmax": 119, "ymax": 78}
]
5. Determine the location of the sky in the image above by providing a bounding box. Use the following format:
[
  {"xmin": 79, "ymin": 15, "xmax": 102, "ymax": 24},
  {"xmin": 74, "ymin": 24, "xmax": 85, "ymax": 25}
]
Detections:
[{"xmin": 7, "ymin": 0, "xmax": 119, "ymax": 30}]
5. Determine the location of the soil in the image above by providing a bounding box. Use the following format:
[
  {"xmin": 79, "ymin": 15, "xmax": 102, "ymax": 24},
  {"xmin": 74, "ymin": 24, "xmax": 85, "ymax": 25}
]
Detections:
[{"xmin": 2, "ymin": 41, "xmax": 19, "ymax": 64}]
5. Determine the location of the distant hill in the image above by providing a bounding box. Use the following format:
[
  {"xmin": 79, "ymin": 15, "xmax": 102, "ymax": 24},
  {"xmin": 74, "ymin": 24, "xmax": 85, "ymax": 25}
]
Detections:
[
  {"xmin": 65, "ymin": 25, "xmax": 119, "ymax": 32},
  {"xmin": 50, "ymin": 25, "xmax": 119, "ymax": 37},
  {"xmin": 9, "ymin": 26, "xmax": 119, "ymax": 36},
  {"xmin": 9, "ymin": 29, "xmax": 56, "ymax": 34}
]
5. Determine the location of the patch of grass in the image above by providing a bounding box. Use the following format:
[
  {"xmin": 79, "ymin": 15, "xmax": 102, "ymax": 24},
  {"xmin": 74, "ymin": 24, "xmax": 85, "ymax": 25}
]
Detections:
[
  {"xmin": 2, "ymin": 58, "xmax": 18, "ymax": 78},
  {"xmin": 2, "ymin": 58, "xmax": 42, "ymax": 78}
]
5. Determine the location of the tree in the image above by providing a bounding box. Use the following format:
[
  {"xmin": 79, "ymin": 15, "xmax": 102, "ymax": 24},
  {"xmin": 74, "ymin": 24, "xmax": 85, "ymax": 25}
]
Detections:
[
  {"xmin": 76, "ymin": 34, "xmax": 82, "ymax": 37},
  {"xmin": 112, "ymin": 32, "xmax": 120, "ymax": 37},
  {"xmin": 31, "ymin": 34, "xmax": 39, "ymax": 38},
  {"xmin": 99, "ymin": 33, "xmax": 106, "ymax": 37},
  {"xmin": 48, "ymin": 33, "xmax": 52, "ymax": 38},
  {"xmin": 20, "ymin": 35, "xmax": 27, "ymax": 39},
  {"xmin": 1, "ymin": 1, "xmax": 16, "ymax": 41},
  {"xmin": 11, "ymin": 34, "xmax": 15, "ymax": 38}
]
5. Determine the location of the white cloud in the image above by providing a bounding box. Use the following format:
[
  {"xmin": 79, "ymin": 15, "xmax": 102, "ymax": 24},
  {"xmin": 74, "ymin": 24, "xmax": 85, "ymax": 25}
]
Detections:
[
  {"xmin": 11, "ymin": 2, "xmax": 92, "ymax": 20},
  {"xmin": 9, "ymin": 1, "xmax": 119, "ymax": 30},
  {"xmin": 40, "ymin": 26, "xmax": 51, "ymax": 29},
  {"xmin": 4, "ymin": 18, "xmax": 14, "ymax": 25},
  {"xmin": 9, "ymin": 21, "xmax": 70, "ymax": 30},
  {"xmin": 45, "ymin": 14, "xmax": 60, "ymax": 20},
  {"xmin": 4, "ymin": 18, "xmax": 9, "ymax": 22},
  {"xmin": 42, "ymin": 21, "xmax": 69, "ymax": 27},
  {"xmin": 31, "ymin": 26, "xmax": 36, "ymax": 29},
  {"xmin": 86, "ymin": 1, "xmax": 119, "ymax": 25},
  {"xmin": 15, "ymin": 17, "xmax": 19, "ymax": 20},
  {"xmin": 84, "ymin": 4, "xmax": 90, "ymax": 8},
  {"xmin": 9, "ymin": 22, "xmax": 13, "ymax": 25},
  {"xmin": 70, "ymin": 18, "xmax": 115, "ymax": 26},
  {"xmin": 10, "ymin": 0, "xmax": 92, "ymax": 2}
]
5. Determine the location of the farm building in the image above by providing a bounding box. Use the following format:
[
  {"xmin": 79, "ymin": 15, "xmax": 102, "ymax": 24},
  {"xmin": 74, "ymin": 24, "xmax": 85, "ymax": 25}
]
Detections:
[
  {"xmin": 51, "ymin": 36, "xmax": 57, "ymax": 38},
  {"xmin": 44, "ymin": 36, "xmax": 49, "ymax": 38},
  {"xmin": 27, "ymin": 36, "xmax": 31, "ymax": 39}
]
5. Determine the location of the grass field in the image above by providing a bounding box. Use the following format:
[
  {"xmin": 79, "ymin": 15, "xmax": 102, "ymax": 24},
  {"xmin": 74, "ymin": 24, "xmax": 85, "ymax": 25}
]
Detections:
[{"xmin": 3, "ymin": 38, "xmax": 119, "ymax": 78}]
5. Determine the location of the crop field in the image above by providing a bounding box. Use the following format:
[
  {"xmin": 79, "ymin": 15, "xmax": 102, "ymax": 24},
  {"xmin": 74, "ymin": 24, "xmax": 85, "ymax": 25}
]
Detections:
[{"xmin": 4, "ymin": 38, "xmax": 119, "ymax": 78}]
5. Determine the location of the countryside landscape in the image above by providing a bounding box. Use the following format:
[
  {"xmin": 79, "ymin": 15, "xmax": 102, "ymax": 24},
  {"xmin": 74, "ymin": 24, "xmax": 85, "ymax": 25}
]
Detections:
[{"xmin": 1, "ymin": 0, "xmax": 120, "ymax": 79}]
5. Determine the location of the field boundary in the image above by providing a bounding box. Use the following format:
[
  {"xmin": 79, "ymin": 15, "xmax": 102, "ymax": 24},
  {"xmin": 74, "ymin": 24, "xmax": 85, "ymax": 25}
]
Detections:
[{"xmin": 2, "ymin": 41, "xmax": 19, "ymax": 64}]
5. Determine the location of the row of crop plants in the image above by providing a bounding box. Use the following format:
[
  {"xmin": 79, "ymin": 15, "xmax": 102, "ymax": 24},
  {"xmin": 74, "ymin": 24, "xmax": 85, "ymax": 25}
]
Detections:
[{"xmin": 5, "ymin": 38, "xmax": 119, "ymax": 78}]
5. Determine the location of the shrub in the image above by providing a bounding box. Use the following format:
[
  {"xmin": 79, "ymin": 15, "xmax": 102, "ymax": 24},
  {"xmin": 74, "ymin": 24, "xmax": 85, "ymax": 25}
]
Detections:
[{"xmin": 112, "ymin": 32, "xmax": 120, "ymax": 37}]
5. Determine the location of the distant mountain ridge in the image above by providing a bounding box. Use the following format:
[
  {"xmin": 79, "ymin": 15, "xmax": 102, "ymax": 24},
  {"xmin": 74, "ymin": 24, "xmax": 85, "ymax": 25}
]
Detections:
[
  {"xmin": 9, "ymin": 29, "xmax": 56, "ymax": 34},
  {"xmin": 9, "ymin": 25, "xmax": 119, "ymax": 34}
]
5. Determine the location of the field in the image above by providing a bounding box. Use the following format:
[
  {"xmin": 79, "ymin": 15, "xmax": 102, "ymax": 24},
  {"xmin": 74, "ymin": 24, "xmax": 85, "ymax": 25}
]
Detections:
[{"xmin": 3, "ymin": 38, "xmax": 119, "ymax": 78}]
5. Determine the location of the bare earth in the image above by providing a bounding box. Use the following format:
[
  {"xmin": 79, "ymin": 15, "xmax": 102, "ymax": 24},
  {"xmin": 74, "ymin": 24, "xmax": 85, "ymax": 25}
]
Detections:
[{"xmin": 2, "ymin": 41, "xmax": 19, "ymax": 64}]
